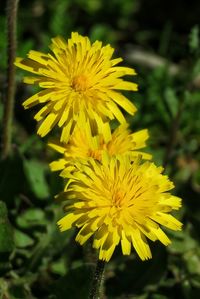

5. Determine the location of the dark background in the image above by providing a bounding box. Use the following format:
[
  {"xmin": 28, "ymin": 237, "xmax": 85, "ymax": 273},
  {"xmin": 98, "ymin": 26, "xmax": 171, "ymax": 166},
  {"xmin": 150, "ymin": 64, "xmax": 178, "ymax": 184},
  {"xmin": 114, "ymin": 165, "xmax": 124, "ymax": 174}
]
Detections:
[{"xmin": 0, "ymin": 0, "xmax": 200, "ymax": 298}]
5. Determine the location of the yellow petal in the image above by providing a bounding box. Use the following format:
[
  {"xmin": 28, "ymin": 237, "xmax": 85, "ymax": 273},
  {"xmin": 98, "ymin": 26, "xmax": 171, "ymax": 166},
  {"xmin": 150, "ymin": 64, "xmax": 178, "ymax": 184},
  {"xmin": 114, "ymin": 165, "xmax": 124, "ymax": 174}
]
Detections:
[
  {"xmin": 37, "ymin": 113, "xmax": 58, "ymax": 137},
  {"xmin": 49, "ymin": 159, "xmax": 66, "ymax": 171},
  {"xmin": 107, "ymin": 90, "xmax": 137, "ymax": 115},
  {"xmin": 60, "ymin": 119, "xmax": 73, "ymax": 143},
  {"xmin": 57, "ymin": 213, "xmax": 82, "ymax": 231},
  {"xmin": 15, "ymin": 57, "xmax": 44, "ymax": 74},
  {"xmin": 121, "ymin": 231, "xmax": 131, "ymax": 255}
]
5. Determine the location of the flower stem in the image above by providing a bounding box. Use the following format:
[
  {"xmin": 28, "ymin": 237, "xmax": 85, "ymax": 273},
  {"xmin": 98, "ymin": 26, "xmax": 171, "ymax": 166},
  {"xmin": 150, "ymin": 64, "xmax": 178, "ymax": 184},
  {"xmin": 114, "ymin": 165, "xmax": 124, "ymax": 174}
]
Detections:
[
  {"xmin": 2, "ymin": 0, "xmax": 19, "ymax": 159},
  {"xmin": 89, "ymin": 259, "xmax": 106, "ymax": 299}
]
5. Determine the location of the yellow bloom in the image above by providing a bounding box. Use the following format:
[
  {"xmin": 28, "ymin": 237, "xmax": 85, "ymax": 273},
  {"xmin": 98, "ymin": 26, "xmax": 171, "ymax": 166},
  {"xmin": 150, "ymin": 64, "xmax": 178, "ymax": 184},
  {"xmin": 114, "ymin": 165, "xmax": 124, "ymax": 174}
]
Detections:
[
  {"xmin": 15, "ymin": 32, "xmax": 138, "ymax": 142},
  {"xmin": 57, "ymin": 154, "xmax": 182, "ymax": 262},
  {"xmin": 49, "ymin": 122, "xmax": 152, "ymax": 176}
]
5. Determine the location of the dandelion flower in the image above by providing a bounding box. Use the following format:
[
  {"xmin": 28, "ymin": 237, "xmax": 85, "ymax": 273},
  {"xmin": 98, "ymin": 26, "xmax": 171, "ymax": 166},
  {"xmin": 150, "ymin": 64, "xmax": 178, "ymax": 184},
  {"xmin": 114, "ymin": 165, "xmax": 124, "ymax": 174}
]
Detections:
[
  {"xmin": 49, "ymin": 121, "xmax": 152, "ymax": 176},
  {"xmin": 57, "ymin": 154, "xmax": 182, "ymax": 262},
  {"xmin": 15, "ymin": 32, "xmax": 138, "ymax": 142}
]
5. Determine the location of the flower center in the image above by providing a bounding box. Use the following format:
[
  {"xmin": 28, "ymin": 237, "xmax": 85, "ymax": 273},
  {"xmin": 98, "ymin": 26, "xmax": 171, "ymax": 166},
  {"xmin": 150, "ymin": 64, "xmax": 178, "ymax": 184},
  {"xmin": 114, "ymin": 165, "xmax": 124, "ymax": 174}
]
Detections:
[
  {"xmin": 87, "ymin": 139, "xmax": 107, "ymax": 161},
  {"xmin": 112, "ymin": 189, "xmax": 125, "ymax": 208},
  {"xmin": 72, "ymin": 75, "xmax": 89, "ymax": 92},
  {"xmin": 88, "ymin": 149, "xmax": 102, "ymax": 160}
]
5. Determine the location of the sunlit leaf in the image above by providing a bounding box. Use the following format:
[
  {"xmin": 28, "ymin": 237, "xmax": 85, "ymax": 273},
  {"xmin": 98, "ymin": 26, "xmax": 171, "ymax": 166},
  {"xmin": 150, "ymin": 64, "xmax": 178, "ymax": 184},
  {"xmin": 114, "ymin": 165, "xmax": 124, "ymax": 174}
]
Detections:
[
  {"xmin": 14, "ymin": 229, "xmax": 34, "ymax": 248},
  {"xmin": 23, "ymin": 159, "xmax": 50, "ymax": 200},
  {"xmin": 16, "ymin": 208, "xmax": 46, "ymax": 229}
]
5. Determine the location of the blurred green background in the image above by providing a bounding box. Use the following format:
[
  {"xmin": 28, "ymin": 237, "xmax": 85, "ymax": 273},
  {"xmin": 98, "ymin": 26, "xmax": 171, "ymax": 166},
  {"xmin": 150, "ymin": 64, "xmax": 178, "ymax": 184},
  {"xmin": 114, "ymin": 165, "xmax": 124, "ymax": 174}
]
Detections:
[{"xmin": 0, "ymin": 0, "xmax": 200, "ymax": 298}]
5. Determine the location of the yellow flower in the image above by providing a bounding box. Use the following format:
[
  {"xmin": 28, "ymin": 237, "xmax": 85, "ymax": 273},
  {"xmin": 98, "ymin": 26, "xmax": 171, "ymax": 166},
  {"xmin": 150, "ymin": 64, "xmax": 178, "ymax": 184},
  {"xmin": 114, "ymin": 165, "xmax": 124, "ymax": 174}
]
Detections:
[
  {"xmin": 57, "ymin": 154, "xmax": 182, "ymax": 262},
  {"xmin": 15, "ymin": 32, "xmax": 138, "ymax": 142},
  {"xmin": 49, "ymin": 121, "xmax": 152, "ymax": 176}
]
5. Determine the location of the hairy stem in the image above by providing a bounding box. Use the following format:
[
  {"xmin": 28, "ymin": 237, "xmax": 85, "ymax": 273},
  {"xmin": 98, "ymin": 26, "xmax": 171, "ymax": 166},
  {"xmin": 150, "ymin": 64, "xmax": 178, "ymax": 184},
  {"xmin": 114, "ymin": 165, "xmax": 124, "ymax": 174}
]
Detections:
[
  {"xmin": 2, "ymin": 0, "xmax": 19, "ymax": 159},
  {"xmin": 89, "ymin": 259, "xmax": 106, "ymax": 299}
]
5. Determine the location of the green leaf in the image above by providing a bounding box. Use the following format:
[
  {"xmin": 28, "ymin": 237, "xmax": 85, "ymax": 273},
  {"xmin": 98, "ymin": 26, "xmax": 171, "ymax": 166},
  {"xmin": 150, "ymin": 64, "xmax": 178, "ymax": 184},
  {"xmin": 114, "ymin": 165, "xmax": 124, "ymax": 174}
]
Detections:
[
  {"xmin": 23, "ymin": 159, "xmax": 50, "ymax": 200},
  {"xmin": 192, "ymin": 58, "xmax": 200, "ymax": 78},
  {"xmin": 0, "ymin": 154, "xmax": 24, "ymax": 205},
  {"xmin": 90, "ymin": 24, "xmax": 117, "ymax": 44},
  {"xmin": 50, "ymin": 0, "xmax": 70, "ymax": 35},
  {"xmin": 50, "ymin": 258, "xmax": 67, "ymax": 276},
  {"xmin": 0, "ymin": 201, "xmax": 14, "ymax": 253},
  {"xmin": 107, "ymin": 245, "xmax": 167, "ymax": 297},
  {"xmin": 168, "ymin": 227, "xmax": 197, "ymax": 254},
  {"xmin": 192, "ymin": 169, "xmax": 200, "ymax": 193},
  {"xmin": 184, "ymin": 250, "xmax": 200, "ymax": 275},
  {"xmin": 189, "ymin": 25, "xmax": 199, "ymax": 52},
  {"xmin": 8, "ymin": 285, "xmax": 30, "ymax": 299},
  {"xmin": 191, "ymin": 275, "xmax": 200, "ymax": 288},
  {"xmin": 50, "ymin": 264, "xmax": 92, "ymax": 299},
  {"xmin": 151, "ymin": 295, "xmax": 168, "ymax": 299},
  {"xmin": 0, "ymin": 98, "xmax": 3, "ymax": 122},
  {"xmin": 16, "ymin": 208, "xmax": 46, "ymax": 229},
  {"xmin": 14, "ymin": 229, "xmax": 34, "ymax": 248},
  {"xmin": 181, "ymin": 280, "xmax": 192, "ymax": 299},
  {"xmin": 135, "ymin": 294, "xmax": 148, "ymax": 299},
  {"xmin": 164, "ymin": 87, "xmax": 178, "ymax": 118}
]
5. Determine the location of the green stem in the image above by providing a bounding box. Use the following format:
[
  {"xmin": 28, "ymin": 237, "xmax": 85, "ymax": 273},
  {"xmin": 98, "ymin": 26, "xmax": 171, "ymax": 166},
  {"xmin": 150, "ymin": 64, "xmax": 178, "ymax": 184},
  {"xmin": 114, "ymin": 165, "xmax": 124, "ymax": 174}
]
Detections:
[
  {"xmin": 2, "ymin": 0, "xmax": 19, "ymax": 159},
  {"xmin": 89, "ymin": 259, "xmax": 106, "ymax": 299}
]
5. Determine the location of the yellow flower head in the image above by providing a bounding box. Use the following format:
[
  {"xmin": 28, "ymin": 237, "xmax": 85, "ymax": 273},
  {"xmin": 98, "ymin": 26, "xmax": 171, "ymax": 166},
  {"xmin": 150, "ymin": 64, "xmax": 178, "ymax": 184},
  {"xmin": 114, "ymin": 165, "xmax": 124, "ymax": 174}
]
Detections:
[
  {"xmin": 15, "ymin": 32, "xmax": 138, "ymax": 142},
  {"xmin": 57, "ymin": 154, "xmax": 182, "ymax": 262},
  {"xmin": 49, "ymin": 121, "xmax": 152, "ymax": 176}
]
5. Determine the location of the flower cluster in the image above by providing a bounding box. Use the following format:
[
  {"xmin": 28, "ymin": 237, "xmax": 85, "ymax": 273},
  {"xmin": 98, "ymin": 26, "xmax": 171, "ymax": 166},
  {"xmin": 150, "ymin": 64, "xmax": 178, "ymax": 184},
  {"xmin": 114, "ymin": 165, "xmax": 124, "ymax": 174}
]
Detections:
[{"xmin": 16, "ymin": 32, "xmax": 182, "ymax": 262}]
